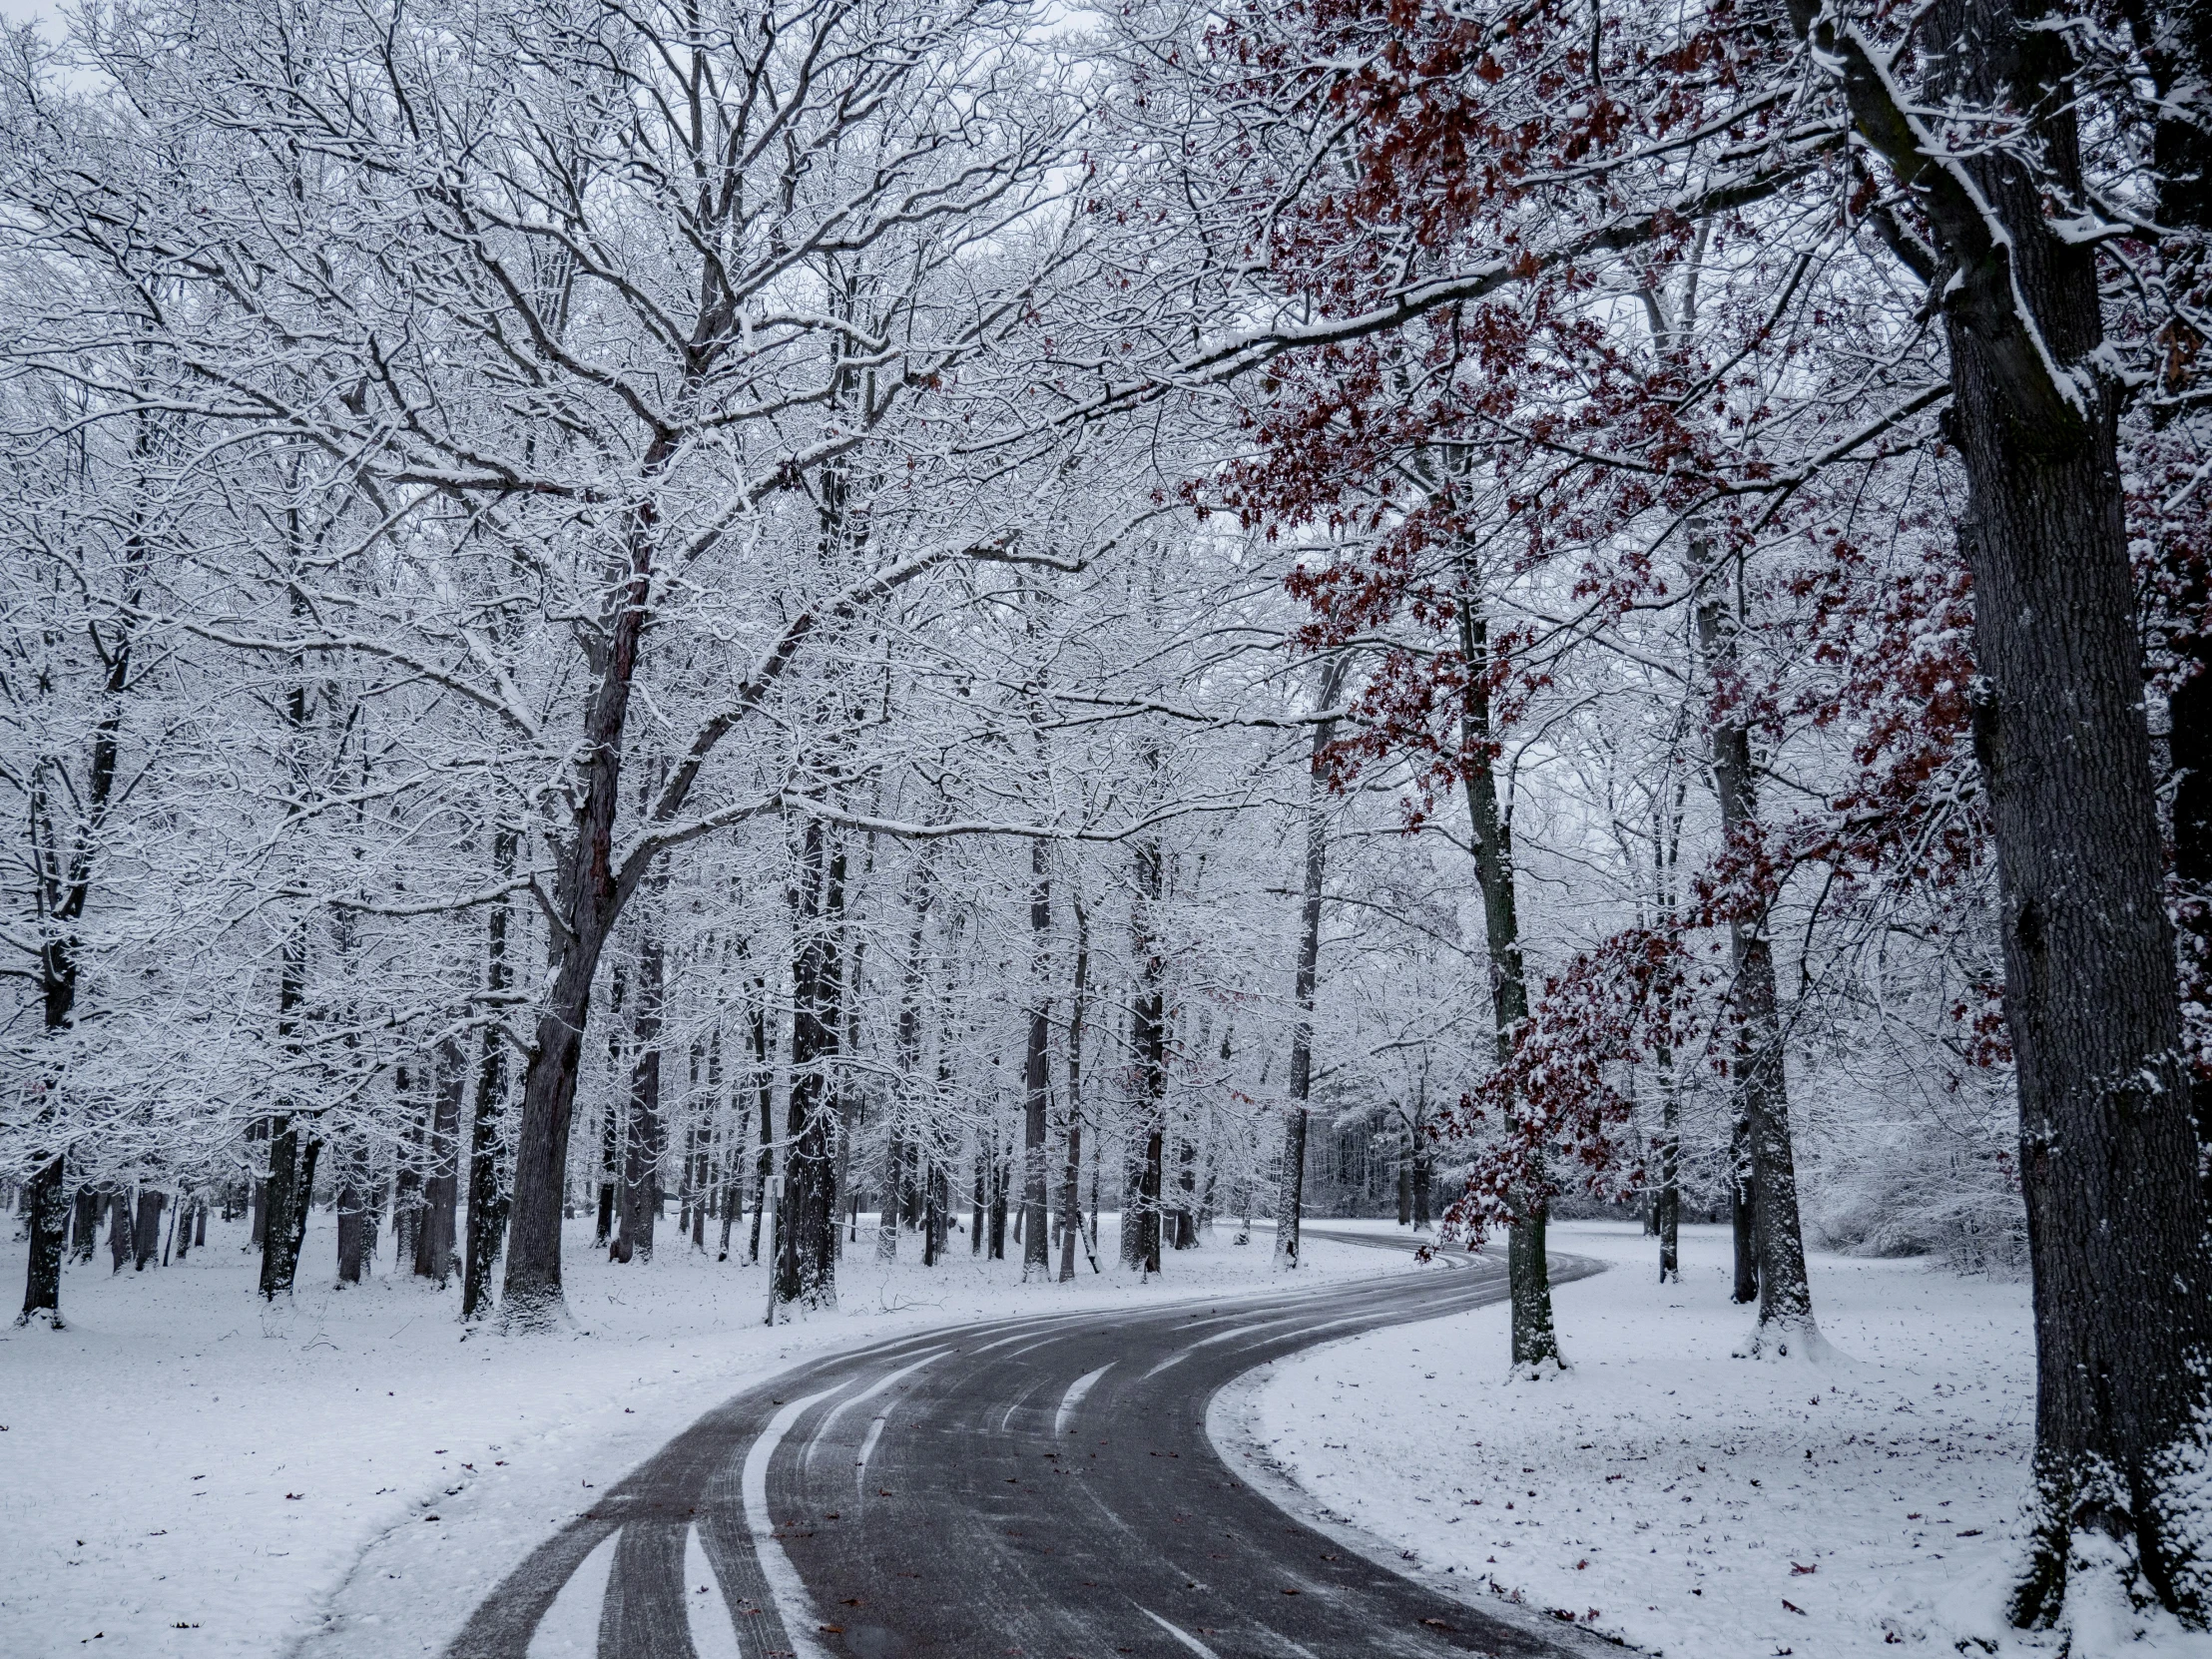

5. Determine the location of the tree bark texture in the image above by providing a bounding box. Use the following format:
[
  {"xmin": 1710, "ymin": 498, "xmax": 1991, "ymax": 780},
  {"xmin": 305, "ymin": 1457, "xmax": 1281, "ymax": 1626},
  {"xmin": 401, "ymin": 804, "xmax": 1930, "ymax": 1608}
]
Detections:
[
  {"xmin": 619, "ymin": 924, "xmax": 666, "ymax": 1265},
  {"xmin": 1457, "ymin": 591, "xmax": 1560, "ymax": 1370},
  {"xmin": 108, "ymin": 1191, "xmax": 131, "ymax": 1275},
  {"xmin": 1692, "ymin": 535, "xmax": 1814, "ymax": 1344},
  {"xmin": 132, "ymin": 1188, "xmax": 164, "ymax": 1271},
  {"xmin": 17, "ymin": 1154, "xmax": 66, "ymax": 1323},
  {"xmin": 1022, "ymin": 839, "xmax": 1052, "ymax": 1278},
  {"xmin": 777, "ymin": 820, "xmax": 843, "ymax": 1308},
  {"xmin": 258, "ymin": 1117, "xmax": 319, "ymax": 1301},
  {"xmin": 1059, "ymin": 902, "xmax": 1094, "ymax": 1281},
  {"xmin": 336, "ymin": 1137, "xmax": 372, "ymax": 1288},
  {"xmin": 69, "ymin": 1186, "xmax": 98, "ymax": 1265},
  {"xmin": 1656, "ymin": 1049, "xmax": 1681, "ymax": 1283},
  {"xmin": 498, "ymin": 440, "xmax": 663, "ymax": 1329},
  {"xmin": 415, "ymin": 1038, "xmax": 464, "ymax": 1285},
  {"xmin": 462, "ymin": 827, "xmax": 516, "ymax": 1320},
  {"xmin": 1957, "ymin": 250, "xmax": 2212, "ymax": 1630},
  {"xmin": 18, "ymin": 506, "xmax": 140, "ymax": 1326},
  {"xmin": 1128, "ymin": 841, "xmax": 1167, "ymax": 1276},
  {"xmin": 1796, "ymin": 0, "xmax": 2212, "ymax": 1617},
  {"xmin": 2139, "ymin": 0, "xmax": 2212, "ymax": 1071}
]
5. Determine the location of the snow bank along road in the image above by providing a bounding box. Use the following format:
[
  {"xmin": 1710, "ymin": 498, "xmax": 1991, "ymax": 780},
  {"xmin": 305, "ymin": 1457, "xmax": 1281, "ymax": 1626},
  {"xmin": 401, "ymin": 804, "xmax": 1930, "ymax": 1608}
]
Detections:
[{"xmin": 434, "ymin": 1234, "xmax": 1603, "ymax": 1659}]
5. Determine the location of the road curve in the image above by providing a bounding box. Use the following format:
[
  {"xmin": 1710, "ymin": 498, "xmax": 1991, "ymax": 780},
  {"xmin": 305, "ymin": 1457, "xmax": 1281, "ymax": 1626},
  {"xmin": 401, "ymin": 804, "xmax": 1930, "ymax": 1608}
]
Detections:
[{"xmin": 446, "ymin": 1234, "xmax": 1603, "ymax": 1659}]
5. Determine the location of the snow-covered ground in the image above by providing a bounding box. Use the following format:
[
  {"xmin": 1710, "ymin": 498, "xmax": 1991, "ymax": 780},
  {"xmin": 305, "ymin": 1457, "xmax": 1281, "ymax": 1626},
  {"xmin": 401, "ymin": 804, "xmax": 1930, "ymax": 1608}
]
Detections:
[
  {"xmin": 1241, "ymin": 1220, "xmax": 2044, "ymax": 1659},
  {"xmin": 0, "ymin": 1212, "xmax": 1393, "ymax": 1659}
]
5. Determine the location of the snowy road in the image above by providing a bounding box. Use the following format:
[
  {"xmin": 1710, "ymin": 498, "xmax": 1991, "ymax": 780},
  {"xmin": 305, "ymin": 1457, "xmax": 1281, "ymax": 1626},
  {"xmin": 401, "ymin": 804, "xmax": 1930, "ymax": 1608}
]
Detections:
[{"xmin": 439, "ymin": 1234, "xmax": 1605, "ymax": 1659}]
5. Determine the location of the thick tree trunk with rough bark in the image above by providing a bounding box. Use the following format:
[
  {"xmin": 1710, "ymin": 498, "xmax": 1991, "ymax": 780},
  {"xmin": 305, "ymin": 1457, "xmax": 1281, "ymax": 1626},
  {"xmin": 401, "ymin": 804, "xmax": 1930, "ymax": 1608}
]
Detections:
[
  {"xmin": 1964, "ymin": 354, "xmax": 2212, "ymax": 1622},
  {"xmin": 1796, "ymin": 0, "xmax": 2212, "ymax": 1618},
  {"xmin": 1952, "ymin": 206, "xmax": 2212, "ymax": 1631},
  {"xmin": 18, "ymin": 1155, "xmax": 65, "ymax": 1323},
  {"xmin": 132, "ymin": 1188, "xmax": 164, "ymax": 1271},
  {"xmin": 258, "ymin": 1117, "xmax": 319, "ymax": 1300},
  {"xmin": 69, "ymin": 1187, "xmax": 98, "ymax": 1266}
]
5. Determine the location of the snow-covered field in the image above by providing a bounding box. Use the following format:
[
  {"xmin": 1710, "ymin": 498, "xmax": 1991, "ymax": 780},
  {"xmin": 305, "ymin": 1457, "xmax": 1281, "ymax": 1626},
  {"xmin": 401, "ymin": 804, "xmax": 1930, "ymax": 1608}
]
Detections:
[
  {"xmin": 0, "ymin": 1213, "xmax": 1393, "ymax": 1659},
  {"xmin": 1241, "ymin": 1221, "xmax": 2043, "ymax": 1659}
]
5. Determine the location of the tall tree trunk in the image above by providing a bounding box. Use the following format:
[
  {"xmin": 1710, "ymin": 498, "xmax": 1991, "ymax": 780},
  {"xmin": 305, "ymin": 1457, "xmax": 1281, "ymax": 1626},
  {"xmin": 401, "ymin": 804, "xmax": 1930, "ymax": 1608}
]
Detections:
[
  {"xmin": 1799, "ymin": 0, "xmax": 2212, "ymax": 1616},
  {"xmin": 1274, "ymin": 674, "xmax": 1336, "ymax": 1275},
  {"xmin": 595, "ymin": 1101, "xmax": 619, "ymax": 1250},
  {"xmin": 833, "ymin": 944, "xmax": 863, "ymax": 1260},
  {"xmin": 390, "ymin": 1062, "xmax": 422, "ymax": 1268},
  {"xmin": 416, "ymin": 1038, "xmax": 464, "ymax": 1285},
  {"xmin": 461, "ymin": 827, "xmax": 517, "ymax": 1321},
  {"xmin": 1127, "ymin": 842, "xmax": 1168, "ymax": 1276},
  {"xmin": 336, "ymin": 1135, "xmax": 371, "ymax": 1288},
  {"xmin": 2135, "ymin": 0, "xmax": 2212, "ymax": 1209},
  {"xmin": 1964, "ymin": 345, "xmax": 2212, "ymax": 1618},
  {"xmin": 987, "ymin": 1125, "xmax": 1009, "ymax": 1260},
  {"xmin": 619, "ymin": 924, "xmax": 666, "ymax": 1265},
  {"xmin": 1654, "ymin": 781, "xmax": 1685, "ymax": 1285},
  {"xmin": 718, "ymin": 1136, "xmax": 743, "ymax": 1262},
  {"xmin": 748, "ymin": 986, "xmax": 773, "ymax": 1265},
  {"xmin": 19, "ymin": 475, "xmax": 143, "ymax": 1326},
  {"xmin": 68, "ymin": 1187, "xmax": 98, "ymax": 1266},
  {"xmin": 260, "ymin": 917, "xmax": 319, "ymax": 1301},
  {"xmin": 133, "ymin": 1188, "xmax": 164, "ymax": 1272},
  {"xmin": 777, "ymin": 821, "xmax": 843, "ymax": 1308},
  {"xmin": 924, "ymin": 1150, "xmax": 948, "ymax": 1266},
  {"xmin": 107, "ymin": 1191, "xmax": 131, "ymax": 1275},
  {"xmin": 1456, "ymin": 589, "xmax": 1561, "ymax": 1370},
  {"xmin": 975, "ymin": 1136, "xmax": 990, "ymax": 1257},
  {"xmin": 1171, "ymin": 1123, "xmax": 1198, "ymax": 1251},
  {"xmin": 17, "ymin": 1154, "xmax": 65, "ymax": 1324},
  {"xmin": 882, "ymin": 873, "xmax": 933, "ymax": 1264},
  {"xmin": 1022, "ymin": 840, "xmax": 1053, "ymax": 1278},
  {"xmin": 1059, "ymin": 900, "xmax": 1094, "ymax": 1281},
  {"xmin": 259, "ymin": 1117, "xmax": 320, "ymax": 1300},
  {"xmin": 498, "ymin": 448, "xmax": 661, "ymax": 1330},
  {"xmin": 1655, "ymin": 1045, "xmax": 1681, "ymax": 1284},
  {"xmin": 691, "ymin": 1117, "xmax": 710, "ymax": 1252},
  {"xmin": 1691, "ymin": 532, "xmax": 1814, "ymax": 1347}
]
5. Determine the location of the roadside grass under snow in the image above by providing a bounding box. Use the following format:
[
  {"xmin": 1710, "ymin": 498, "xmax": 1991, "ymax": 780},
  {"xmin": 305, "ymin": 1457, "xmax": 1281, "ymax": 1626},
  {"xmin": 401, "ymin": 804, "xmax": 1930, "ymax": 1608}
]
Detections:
[
  {"xmin": 0, "ymin": 1211, "xmax": 1392, "ymax": 1659},
  {"xmin": 1244, "ymin": 1220, "xmax": 2056, "ymax": 1659}
]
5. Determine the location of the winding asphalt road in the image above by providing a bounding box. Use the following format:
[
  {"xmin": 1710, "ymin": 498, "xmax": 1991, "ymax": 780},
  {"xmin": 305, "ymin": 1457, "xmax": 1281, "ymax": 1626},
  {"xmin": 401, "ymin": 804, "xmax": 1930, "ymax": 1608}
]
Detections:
[{"xmin": 446, "ymin": 1231, "xmax": 1604, "ymax": 1659}]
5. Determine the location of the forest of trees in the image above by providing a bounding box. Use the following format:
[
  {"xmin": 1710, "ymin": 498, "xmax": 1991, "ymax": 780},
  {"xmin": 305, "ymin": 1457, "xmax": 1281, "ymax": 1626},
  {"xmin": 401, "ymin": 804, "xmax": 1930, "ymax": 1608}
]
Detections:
[{"xmin": 2, "ymin": 0, "xmax": 2207, "ymax": 1633}]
